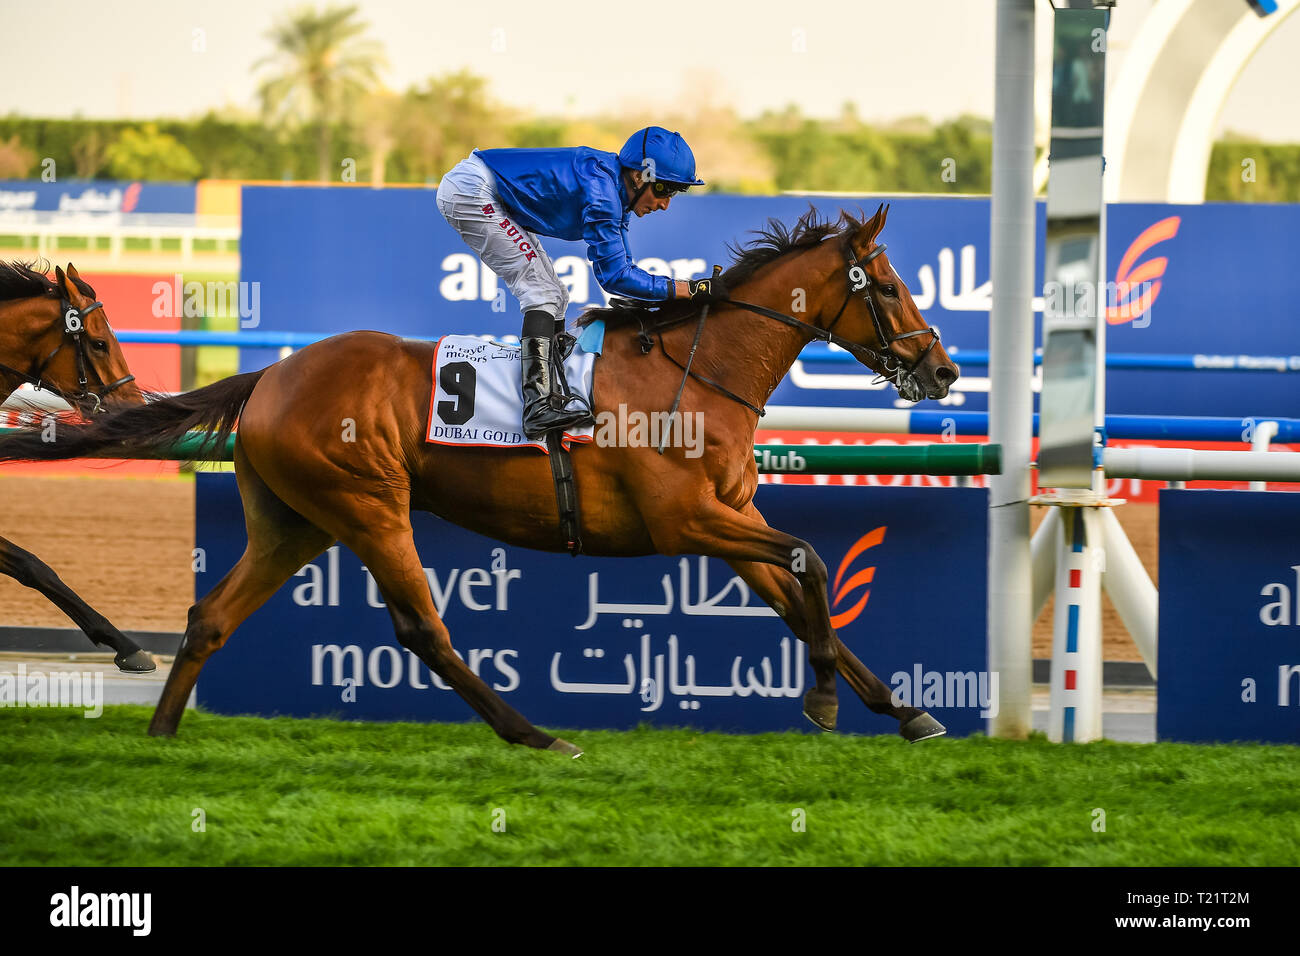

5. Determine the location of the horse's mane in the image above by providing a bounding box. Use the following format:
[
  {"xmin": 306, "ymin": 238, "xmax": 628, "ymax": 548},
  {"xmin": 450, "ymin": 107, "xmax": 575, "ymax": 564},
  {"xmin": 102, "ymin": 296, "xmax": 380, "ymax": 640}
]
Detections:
[
  {"xmin": 0, "ymin": 260, "xmax": 95, "ymax": 307},
  {"xmin": 578, "ymin": 206, "xmax": 862, "ymax": 330}
]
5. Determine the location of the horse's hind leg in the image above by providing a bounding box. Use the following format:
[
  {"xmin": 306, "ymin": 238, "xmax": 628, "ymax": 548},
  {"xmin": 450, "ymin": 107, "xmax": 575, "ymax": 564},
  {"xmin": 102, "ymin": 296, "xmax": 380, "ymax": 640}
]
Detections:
[
  {"xmin": 0, "ymin": 535, "xmax": 154, "ymax": 672},
  {"xmin": 726, "ymin": 557, "xmax": 946, "ymax": 742},
  {"xmin": 148, "ymin": 446, "xmax": 334, "ymax": 736},
  {"xmin": 342, "ymin": 522, "xmax": 579, "ymax": 755}
]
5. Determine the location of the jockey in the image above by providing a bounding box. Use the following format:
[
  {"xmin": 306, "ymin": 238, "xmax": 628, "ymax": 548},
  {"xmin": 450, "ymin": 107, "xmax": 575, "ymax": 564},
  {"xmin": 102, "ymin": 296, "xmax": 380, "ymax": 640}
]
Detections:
[{"xmin": 436, "ymin": 126, "xmax": 728, "ymax": 439}]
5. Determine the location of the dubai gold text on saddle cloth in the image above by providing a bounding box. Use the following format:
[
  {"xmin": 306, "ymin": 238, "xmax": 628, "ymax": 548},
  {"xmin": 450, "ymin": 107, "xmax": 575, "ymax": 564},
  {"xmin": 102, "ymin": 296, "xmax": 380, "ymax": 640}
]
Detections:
[{"xmin": 426, "ymin": 333, "xmax": 599, "ymax": 452}]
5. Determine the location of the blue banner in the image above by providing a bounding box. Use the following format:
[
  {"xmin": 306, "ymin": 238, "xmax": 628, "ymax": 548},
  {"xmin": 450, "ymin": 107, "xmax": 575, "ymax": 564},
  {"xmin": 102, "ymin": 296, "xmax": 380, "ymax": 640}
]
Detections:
[
  {"xmin": 0, "ymin": 180, "xmax": 196, "ymax": 215},
  {"xmin": 239, "ymin": 185, "xmax": 1300, "ymax": 420},
  {"xmin": 1158, "ymin": 489, "xmax": 1300, "ymax": 744},
  {"xmin": 195, "ymin": 474, "xmax": 991, "ymax": 736}
]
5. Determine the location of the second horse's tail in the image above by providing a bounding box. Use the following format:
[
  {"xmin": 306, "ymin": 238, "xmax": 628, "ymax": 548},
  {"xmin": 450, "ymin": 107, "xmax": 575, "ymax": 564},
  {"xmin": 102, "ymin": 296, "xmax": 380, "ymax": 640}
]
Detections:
[{"xmin": 0, "ymin": 370, "xmax": 267, "ymax": 464}]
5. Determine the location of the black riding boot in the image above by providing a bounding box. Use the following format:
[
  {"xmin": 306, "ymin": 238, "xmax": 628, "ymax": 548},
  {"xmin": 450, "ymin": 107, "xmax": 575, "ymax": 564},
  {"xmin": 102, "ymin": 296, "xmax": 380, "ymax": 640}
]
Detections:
[{"xmin": 521, "ymin": 310, "xmax": 594, "ymax": 439}]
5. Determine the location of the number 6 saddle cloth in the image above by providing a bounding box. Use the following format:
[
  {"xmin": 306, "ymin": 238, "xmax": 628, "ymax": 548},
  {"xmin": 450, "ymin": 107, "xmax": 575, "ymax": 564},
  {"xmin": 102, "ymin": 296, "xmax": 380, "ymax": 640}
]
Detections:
[{"xmin": 425, "ymin": 323, "xmax": 603, "ymax": 453}]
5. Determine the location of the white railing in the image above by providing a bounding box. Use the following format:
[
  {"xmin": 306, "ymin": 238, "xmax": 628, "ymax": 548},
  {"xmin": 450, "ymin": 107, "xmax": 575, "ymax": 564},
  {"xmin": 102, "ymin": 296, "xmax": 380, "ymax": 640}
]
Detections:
[{"xmin": 0, "ymin": 212, "xmax": 239, "ymax": 264}]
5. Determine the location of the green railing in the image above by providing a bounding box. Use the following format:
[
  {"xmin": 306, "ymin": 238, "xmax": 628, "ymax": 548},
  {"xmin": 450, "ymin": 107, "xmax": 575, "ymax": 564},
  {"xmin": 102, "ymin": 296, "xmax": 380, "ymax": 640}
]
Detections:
[
  {"xmin": 754, "ymin": 443, "xmax": 1001, "ymax": 475},
  {"xmin": 0, "ymin": 427, "xmax": 1003, "ymax": 475}
]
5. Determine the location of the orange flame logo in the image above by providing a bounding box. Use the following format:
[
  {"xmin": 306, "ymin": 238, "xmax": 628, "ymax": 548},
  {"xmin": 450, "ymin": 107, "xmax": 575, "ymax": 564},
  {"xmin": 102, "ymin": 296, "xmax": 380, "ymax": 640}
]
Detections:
[
  {"xmin": 829, "ymin": 526, "xmax": 886, "ymax": 629},
  {"xmin": 1106, "ymin": 215, "xmax": 1180, "ymax": 325}
]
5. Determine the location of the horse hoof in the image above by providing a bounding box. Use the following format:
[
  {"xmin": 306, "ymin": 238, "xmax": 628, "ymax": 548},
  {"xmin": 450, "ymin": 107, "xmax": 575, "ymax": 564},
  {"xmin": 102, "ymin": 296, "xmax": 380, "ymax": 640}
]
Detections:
[
  {"xmin": 547, "ymin": 738, "xmax": 583, "ymax": 758},
  {"xmin": 115, "ymin": 650, "xmax": 156, "ymax": 673},
  {"xmin": 802, "ymin": 691, "xmax": 838, "ymax": 732},
  {"xmin": 900, "ymin": 712, "xmax": 947, "ymax": 742}
]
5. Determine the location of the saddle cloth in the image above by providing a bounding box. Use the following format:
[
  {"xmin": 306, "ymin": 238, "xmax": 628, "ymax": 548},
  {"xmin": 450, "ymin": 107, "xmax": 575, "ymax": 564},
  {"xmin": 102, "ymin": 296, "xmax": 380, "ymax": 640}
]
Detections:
[{"xmin": 425, "ymin": 326, "xmax": 603, "ymax": 453}]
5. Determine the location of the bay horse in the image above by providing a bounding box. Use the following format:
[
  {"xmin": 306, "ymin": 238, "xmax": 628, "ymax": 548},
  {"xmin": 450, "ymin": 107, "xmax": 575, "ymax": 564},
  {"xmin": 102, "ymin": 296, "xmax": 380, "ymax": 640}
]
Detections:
[
  {"xmin": 0, "ymin": 261, "xmax": 151, "ymax": 671},
  {"xmin": 0, "ymin": 205, "xmax": 959, "ymax": 753}
]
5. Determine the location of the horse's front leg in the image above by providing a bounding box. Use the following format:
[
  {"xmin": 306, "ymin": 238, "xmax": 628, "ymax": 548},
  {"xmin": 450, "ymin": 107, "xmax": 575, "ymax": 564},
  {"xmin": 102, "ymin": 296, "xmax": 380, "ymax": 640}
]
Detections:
[
  {"xmin": 652, "ymin": 500, "xmax": 840, "ymax": 730},
  {"xmin": 725, "ymin": 555, "xmax": 947, "ymax": 741},
  {"xmin": 0, "ymin": 534, "xmax": 154, "ymax": 672}
]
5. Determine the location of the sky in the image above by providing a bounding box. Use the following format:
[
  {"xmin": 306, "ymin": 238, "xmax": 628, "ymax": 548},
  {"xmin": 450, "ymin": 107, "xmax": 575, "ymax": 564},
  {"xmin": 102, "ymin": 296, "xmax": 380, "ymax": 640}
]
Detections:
[{"xmin": 2, "ymin": 0, "xmax": 1297, "ymax": 141}]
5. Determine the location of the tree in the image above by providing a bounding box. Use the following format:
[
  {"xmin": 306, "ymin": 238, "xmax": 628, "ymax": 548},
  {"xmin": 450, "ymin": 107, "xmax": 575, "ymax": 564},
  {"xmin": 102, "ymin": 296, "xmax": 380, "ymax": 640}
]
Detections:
[
  {"xmin": 255, "ymin": 4, "xmax": 385, "ymax": 182},
  {"xmin": 391, "ymin": 71, "xmax": 505, "ymax": 183},
  {"xmin": 104, "ymin": 124, "xmax": 201, "ymax": 180},
  {"xmin": 71, "ymin": 129, "xmax": 109, "ymax": 179},
  {"xmin": 0, "ymin": 135, "xmax": 35, "ymax": 178},
  {"xmin": 358, "ymin": 88, "xmax": 401, "ymax": 185}
]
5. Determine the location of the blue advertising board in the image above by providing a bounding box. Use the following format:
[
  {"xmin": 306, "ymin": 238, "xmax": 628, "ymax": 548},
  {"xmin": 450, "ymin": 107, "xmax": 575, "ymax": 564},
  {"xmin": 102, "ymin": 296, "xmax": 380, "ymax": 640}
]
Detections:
[
  {"xmin": 195, "ymin": 474, "xmax": 992, "ymax": 737},
  {"xmin": 0, "ymin": 180, "xmax": 196, "ymax": 215},
  {"xmin": 239, "ymin": 185, "xmax": 1300, "ymax": 420},
  {"xmin": 1158, "ymin": 489, "xmax": 1300, "ymax": 744}
]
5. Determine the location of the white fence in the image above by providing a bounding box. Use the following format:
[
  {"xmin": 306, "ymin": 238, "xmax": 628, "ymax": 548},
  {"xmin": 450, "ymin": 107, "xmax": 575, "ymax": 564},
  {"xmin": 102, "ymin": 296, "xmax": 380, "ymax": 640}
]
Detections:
[{"xmin": 0, "ymin": 212, "xmax": 239, "ymax": 264}]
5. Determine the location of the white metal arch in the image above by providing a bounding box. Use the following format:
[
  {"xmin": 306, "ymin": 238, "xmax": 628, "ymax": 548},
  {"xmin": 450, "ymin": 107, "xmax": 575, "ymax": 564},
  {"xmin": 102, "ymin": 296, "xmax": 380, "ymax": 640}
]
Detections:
[{"xmin": 1106, "ymin": 0, "xmax": 1298, "ymax": 202}]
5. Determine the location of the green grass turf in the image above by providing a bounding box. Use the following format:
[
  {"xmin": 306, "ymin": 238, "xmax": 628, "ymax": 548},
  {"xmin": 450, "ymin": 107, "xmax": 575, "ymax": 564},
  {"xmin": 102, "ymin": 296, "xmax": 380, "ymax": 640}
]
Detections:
[{"xmin": 4, "ymin": 707, "xmax": 1298, "ymax": 866}]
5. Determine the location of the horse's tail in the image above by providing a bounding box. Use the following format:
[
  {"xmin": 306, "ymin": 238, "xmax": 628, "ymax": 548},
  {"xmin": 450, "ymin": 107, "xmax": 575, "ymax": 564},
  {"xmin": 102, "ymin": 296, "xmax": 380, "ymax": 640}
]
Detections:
[{"xmin": 0, "ymin": 369, "xmax": 267, "ymax": 464}]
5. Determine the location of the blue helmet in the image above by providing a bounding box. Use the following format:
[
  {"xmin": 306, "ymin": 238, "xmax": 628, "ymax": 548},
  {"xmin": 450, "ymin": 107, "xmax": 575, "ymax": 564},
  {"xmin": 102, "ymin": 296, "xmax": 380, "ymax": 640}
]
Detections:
[{"xmin": 617, "ymin": 127, "xmax": 705, "ymax": 187}]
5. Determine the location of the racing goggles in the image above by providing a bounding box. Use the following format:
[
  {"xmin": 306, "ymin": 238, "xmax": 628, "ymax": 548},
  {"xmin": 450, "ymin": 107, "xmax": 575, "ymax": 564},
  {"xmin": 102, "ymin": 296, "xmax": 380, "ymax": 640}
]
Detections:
[{"xmin": 650, "ymin": 180, "xmax": 691, "ymax": 198}]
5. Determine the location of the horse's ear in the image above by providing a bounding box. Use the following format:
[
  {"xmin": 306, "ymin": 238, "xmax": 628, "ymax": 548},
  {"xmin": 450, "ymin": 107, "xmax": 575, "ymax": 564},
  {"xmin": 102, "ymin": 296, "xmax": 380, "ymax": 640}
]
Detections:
[
  {"xmin": 853, "ymin": 203, "xmax": 889, "ymax": 251},
  {"xmin": 56, "ymin": 263, "xmax": 87, "ymax": 303}
]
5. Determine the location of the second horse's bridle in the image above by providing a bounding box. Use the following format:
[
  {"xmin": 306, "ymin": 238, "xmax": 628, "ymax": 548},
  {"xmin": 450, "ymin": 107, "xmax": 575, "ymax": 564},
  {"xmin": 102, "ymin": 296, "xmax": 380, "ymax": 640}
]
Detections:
[{"xmin": 0, "ymin": 299, "xmax": 136, "ymax": 413}]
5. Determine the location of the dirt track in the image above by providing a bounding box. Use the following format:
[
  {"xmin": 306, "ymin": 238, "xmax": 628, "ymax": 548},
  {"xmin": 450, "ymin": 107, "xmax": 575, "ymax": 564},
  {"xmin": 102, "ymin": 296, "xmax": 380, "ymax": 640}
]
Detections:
[
  {"xmin": 0, "ymin": 474, "xmax": 195, "ymax": 635},
  {"xmin": 0, "ymin": 474, "xmax": 1154, "ymax": 660}
]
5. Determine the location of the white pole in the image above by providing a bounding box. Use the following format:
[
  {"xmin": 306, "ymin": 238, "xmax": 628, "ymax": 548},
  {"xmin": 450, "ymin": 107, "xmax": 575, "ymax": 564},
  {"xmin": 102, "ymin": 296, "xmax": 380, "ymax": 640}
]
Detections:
[
  {"xmin": 1104, "ymin": 446, "xmax": 1300, "ymax": 482},
  {"xmin": 988, "ymin": 0, "xmax": 1038, "ymax": 739},
  {"xmin": 1047, "ymin": 507, "xmax": 1105, "ymax": 743},
  {"xmin": 759, "ymin": 406, "xmax": 912, "ymax": 433},
  {"xmin": 1030, "ymin": 506, "xmax": 1061, "ymax": 621},
  {"xmin": 1249, "ymin": 420, "xmax": 1279, "ymax": 491}
]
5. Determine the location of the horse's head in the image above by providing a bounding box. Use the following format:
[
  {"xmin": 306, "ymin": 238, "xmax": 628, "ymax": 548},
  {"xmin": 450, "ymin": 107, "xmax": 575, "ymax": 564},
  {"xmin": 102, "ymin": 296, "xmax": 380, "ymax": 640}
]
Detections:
[
  {"xmin": 828, "ymin": 205, "xmax": 958, "ymax": 402},
  {"xmin": 3, "ymin": 263, "xmax": 144, "ymax": 414}
]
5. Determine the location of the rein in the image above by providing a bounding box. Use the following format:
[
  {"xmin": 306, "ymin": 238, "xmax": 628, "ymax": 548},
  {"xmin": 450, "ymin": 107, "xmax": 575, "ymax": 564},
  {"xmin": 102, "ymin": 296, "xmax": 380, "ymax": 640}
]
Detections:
[
  {"xmin": 0, "ymin": 299, "xmax": 136, "ymax": 413},
  {"xmin": 635, "ymin": 239, "xmax": 941, "ymax": 413}
]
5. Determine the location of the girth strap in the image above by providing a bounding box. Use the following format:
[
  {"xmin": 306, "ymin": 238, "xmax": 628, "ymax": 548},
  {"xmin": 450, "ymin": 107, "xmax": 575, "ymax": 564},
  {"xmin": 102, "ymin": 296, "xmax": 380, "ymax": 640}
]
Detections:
[
  {"xmin": 545, "ymin": 331, "xmax": 583, "ymax": 556},
  {"xmin": 545, "ymin": 431, "xmax": 582, "ymax": 556}
]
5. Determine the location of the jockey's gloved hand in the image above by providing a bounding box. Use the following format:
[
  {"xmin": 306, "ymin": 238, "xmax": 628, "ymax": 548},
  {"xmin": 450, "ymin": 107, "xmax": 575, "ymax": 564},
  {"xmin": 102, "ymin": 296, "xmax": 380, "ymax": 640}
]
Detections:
[{"xmin": 686, "ymin": 266, "xmax": 728, "ymax": 302}]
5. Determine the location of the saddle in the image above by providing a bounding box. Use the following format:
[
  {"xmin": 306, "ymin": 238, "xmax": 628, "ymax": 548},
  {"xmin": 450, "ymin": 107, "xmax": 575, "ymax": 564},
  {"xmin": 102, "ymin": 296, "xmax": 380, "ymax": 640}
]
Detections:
[{"xmin": 425, "ymin": 331, "xmax": 598, "ymax": 555}]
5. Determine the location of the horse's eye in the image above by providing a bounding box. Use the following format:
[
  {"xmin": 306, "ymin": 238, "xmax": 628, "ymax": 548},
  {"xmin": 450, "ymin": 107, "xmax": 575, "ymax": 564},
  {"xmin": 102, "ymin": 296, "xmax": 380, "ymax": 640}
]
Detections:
[
  {"xmin": 882, "ymin": 285, "xmax": 898, "ymax": 297},
  {"xmin": 91, "ymin": 339, "xmax": 109, "ymax": 352}
]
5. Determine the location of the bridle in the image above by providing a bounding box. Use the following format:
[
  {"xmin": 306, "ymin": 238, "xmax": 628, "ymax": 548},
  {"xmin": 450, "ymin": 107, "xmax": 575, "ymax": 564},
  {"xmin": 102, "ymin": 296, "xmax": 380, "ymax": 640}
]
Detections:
[
  {"xmin": 828, "ymin": 239, "xmax": 941, "ymax": 389},
  {"xmin": 0, "ymin": 298, "xmax": 136, "ymax": 413},
  {"xmin": 639, "ymin": 237, "xmax": 942, "ymax": 409}
]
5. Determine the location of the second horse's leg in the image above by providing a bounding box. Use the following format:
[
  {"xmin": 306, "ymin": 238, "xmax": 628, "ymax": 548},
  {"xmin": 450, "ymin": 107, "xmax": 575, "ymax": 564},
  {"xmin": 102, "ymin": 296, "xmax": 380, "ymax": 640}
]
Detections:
[{"xmin": 0, "ymin": 535, "xmax": 153, "ymax": 672}]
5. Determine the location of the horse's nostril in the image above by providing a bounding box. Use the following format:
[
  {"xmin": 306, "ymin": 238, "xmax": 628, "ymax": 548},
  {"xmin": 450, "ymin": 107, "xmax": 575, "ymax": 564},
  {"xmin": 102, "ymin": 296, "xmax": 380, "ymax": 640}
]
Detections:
[{"xmin": 934, "ymin": 365, "xmax": 957, "ymax": 386}]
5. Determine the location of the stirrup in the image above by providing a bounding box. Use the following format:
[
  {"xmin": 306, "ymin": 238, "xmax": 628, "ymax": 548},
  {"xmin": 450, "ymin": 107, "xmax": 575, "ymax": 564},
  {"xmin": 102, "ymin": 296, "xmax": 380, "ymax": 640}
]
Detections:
[{"xmin": 549, "ymin": 390, "xmax": 593, "ymax": 418}]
